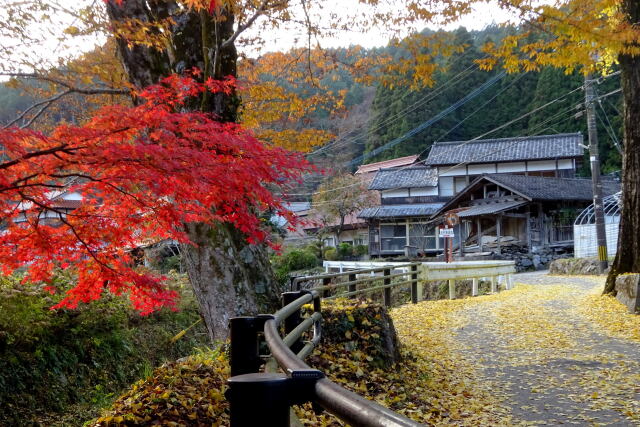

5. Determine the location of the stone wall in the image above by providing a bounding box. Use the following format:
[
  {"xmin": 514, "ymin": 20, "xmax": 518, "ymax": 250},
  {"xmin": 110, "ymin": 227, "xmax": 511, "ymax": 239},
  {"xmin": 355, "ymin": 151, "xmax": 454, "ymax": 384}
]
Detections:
[
  {"xmin": 548, "ymin": 257, "xmax": 608, "ymax": 275},
  {"xmin": 494, "ymin": 245, "xmax": 572, "ymax": 272},
  {"xmin": 615, "ymin": 274, "xmax": 640, "ymax": 314}
]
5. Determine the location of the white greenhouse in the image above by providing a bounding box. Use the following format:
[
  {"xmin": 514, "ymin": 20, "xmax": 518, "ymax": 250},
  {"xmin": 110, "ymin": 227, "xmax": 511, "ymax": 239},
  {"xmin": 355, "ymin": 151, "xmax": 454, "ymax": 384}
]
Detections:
[{"xmin": 573, "ymin": 192, "xmax": 621, "ymax": 258}]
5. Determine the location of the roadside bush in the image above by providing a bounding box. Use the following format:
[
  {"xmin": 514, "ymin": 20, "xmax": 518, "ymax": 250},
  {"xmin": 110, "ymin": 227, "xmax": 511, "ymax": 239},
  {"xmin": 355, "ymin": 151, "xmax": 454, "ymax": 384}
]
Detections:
[
  {"xmin": 355, "ymin": 244, "xmax": 368, "ymax": 256},
  {"xmin": 323, "ymin": 247, "xmax": 338, "ymax": 261},
  {"xmin": 0, "ymin": 272, "xmax": 208, "ymax": 426},
  {"xmin": 272, "ymin": 248, "xmax": 319, "ymax": 284},
  {"xmin": 337, "ymin": 242, "xmax": 354, "ymax": 258}
]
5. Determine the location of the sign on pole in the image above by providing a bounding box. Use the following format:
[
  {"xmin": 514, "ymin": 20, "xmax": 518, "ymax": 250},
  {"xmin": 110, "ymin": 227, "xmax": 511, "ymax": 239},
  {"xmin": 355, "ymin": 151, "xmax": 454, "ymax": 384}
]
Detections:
[{"xmin": 439, "ymin": 227, "xmax": 455, "ymax": 238}]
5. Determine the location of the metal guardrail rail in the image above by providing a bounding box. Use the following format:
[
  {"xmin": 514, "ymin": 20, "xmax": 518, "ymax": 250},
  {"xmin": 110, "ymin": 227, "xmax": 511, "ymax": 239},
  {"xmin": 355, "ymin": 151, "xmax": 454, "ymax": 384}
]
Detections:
[
  {"xmin": 227, "ymin": 263, "xmax": 422, "ymax": 426},
  {"xmin": 226, "ymin": 260, "xmax": 516, "ymax": 426}
]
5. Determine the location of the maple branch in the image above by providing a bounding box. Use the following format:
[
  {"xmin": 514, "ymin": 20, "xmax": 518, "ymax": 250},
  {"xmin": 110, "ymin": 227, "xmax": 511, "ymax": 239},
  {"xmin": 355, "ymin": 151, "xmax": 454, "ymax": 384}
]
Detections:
[
  {"xmin": 3, "ymin": 90, "xmax": 72, "ymax": 129},
  {"xmin": 0, "ymin": 73, "xmax": 129, "ymax": 96},
  {"xmin": 0, "ymin": 144, "xmax": 78, "ymax": 171},
  {"xmin": 220, "ymin": 0, "xmax": 275, "ymax": 49}
]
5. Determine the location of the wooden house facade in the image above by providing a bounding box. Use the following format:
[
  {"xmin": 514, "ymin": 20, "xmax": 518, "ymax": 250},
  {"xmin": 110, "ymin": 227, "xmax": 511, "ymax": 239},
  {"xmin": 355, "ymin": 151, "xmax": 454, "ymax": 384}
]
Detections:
[
  {"xmin": 357, "ymin": 133, "xmax": 592, "ymax": 257},
  {"xmin": 431, "ymin": 174, "xmax": 620, "ymax": 254}
]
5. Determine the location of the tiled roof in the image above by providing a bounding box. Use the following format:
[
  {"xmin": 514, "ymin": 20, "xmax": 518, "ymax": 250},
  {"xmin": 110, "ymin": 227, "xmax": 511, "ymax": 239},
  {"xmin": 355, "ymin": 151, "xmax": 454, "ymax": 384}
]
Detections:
[
  {"xmin": 355, "ymin": 155, "xmax": 419, "ymax": 174},
  {"xmin": 484, "ymin": 174, "xmax": 621, "ymax": 201},
  {"xmin": 369, "ymin": 167, "xmax": 438, "ymax": 190},
  {"xmin": 358, "ymin": 203, "xmax": 444, "ymax": 219},
  {"xmin": 457, "ymin": 201, "xmax": 527, "ymax": 218},
  {"xmin": 424, "ymin": 133, "xmax": 584, "ymax": 166}
]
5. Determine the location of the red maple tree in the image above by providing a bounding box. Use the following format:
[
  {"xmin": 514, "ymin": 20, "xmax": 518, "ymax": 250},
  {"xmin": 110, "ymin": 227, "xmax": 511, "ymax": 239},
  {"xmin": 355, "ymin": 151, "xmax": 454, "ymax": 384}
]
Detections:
[{"xmin": 0, "ymin": 73, "xmax": 309, "ymax": 314}]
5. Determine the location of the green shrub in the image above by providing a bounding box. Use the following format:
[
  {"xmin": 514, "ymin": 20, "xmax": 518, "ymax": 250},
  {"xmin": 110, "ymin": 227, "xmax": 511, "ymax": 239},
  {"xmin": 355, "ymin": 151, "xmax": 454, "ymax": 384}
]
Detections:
[
  {"xmin": 323, "ymin": 247, "xmax": 338, "ymax": 261},
  {"xmin": 305, "ymin": 242, "xmax": 322, "ymax": 259},
  {"xmin": 354, "ymin": 245, "xmax": 368, "ymax": 256},
  {"xmin": 0, "ymin": 272, "xmax": 208, "ymax": 426},
  {"xmin": 337, "ymin": 242, "xmax": 353, "ymax": 258},
  {"xmin": 272, "ymin": 248, "xmax": 320, "ymax": 285}
]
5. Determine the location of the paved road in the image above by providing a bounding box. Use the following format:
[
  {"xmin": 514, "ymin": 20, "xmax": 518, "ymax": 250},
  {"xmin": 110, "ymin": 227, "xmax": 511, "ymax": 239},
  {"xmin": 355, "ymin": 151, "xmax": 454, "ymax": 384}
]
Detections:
[{"xmin": 455, "ymin": 272, "xmax": 640, "ymax": 426}]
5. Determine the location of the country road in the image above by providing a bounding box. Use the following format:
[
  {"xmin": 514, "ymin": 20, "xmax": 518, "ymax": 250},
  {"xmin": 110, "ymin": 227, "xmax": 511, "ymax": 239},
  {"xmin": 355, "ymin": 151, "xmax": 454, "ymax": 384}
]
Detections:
[{"xmin": 392, "ymin": 272, "xmax": 640, "ymax": 426}]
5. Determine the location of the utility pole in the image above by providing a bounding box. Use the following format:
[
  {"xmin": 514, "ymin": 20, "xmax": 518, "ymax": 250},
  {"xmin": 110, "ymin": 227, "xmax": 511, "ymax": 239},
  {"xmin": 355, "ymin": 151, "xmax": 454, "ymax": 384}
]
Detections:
[{"xmin": 584, "ymin": 73, "xmax": 609, "ymax": 273}]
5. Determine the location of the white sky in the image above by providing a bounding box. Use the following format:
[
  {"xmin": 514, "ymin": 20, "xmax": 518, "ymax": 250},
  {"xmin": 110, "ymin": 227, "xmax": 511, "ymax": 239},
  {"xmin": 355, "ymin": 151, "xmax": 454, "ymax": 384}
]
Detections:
[{"xmin": 0, "ymin": 1, "xmax": 520, "ymax": 78}]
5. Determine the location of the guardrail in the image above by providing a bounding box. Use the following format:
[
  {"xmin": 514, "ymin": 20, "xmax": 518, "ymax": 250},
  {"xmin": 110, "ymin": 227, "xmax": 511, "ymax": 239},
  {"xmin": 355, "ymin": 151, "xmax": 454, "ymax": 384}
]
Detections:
[{"xmin": 226, "ymin": 260, "xmax": 515, "ymax": 426}]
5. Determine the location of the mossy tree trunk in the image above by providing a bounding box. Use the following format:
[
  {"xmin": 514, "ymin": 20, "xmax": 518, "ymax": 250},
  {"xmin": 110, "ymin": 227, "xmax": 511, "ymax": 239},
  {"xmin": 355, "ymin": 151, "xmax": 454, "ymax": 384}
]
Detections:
[
  {"xmin": 106, "ymin": 1, "xmax": 280, "ymax": 341},
  {"xmin": 604, "ymin": 0, "xmax": 640, "ymax": 295}
]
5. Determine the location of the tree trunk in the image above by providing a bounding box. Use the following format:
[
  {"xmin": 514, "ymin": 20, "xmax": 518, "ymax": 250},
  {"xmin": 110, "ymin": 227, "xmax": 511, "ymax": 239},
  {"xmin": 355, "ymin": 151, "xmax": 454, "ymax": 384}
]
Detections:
[
  {"xmin": 604, "ymin": 0, "xmax": 640, "ymax": 294},
  {"xmin": 106, "ymin": 1, "xmax": 280, "ymax": 340}
]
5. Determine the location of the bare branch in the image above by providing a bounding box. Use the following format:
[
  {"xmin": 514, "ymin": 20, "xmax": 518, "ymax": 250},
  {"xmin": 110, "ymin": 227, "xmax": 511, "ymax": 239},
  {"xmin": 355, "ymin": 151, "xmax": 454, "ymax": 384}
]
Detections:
[
  {"xmin": 3, "ymin": 90, "xmax": 73, "ymax": 129},
  {"xmin": 1, "ymin": 72, "xmax": 129, "ymax": 95},
  {"xmin": 220, "ymin": 0, "xmax": 274, "ymax": 49}
]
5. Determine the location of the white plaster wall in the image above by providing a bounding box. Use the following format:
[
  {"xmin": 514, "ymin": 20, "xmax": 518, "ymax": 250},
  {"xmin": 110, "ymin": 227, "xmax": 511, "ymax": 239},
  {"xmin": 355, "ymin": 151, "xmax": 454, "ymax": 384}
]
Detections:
[
  {"xmin": 497, "ymin": 162, "xmax": 526, "ymax": 173},
  {"xmin": 527, "ymin": 160, "xmax": 557, "ymax": 171},
  {"xmin": 468, "ymin": 164, "xmax": 497, "ymax": 174},
  {"xmin": 410, "ymin": 187, "xmax": 438, "ymax": 196},
  {"xmin": 438, "ymin": 165, "xmax": 466, "ymax": 177},
  {"xmin": 439, "ymin": 176, "xmax": 454, "ymax": 196},
  {"xmin": 557, "ymin": 159, "xmax": 574, "ymax": 169},
  {"xmin": 381, "ymin": 189, "xmax": 409, "ymax": 198}
]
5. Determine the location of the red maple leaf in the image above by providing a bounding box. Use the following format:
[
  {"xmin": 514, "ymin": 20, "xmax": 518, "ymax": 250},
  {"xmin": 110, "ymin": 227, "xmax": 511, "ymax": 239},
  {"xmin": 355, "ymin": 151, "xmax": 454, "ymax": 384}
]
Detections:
[{"xmin": 0, "ymin": 74, "xmax": 310, "ymax": 314}]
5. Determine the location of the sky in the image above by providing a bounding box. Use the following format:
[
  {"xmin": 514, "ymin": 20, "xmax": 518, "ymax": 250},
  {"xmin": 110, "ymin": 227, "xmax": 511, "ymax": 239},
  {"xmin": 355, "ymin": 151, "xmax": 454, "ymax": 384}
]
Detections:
[
  {"xmin": 0, "ymin": 0, "xmax": 521, "ymax": 79},
  {"xmin": 251, "ymin": 1, "xmax": 519, "ymax": 52}
]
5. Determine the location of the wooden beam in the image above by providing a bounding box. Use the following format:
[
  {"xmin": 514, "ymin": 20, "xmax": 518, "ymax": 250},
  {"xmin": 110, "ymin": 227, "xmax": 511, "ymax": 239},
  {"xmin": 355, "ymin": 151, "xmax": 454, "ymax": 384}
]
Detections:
[
  {"xmin": 526, "ymin": 210, "xmax": 532, "ymax": 254},
  {"xmin": 496, "ymin": 214, "xmax": 502, "ymax": 254},
  {"xmin": 477, "ymin": 217, "xmax": 483, "ymax": 252}
]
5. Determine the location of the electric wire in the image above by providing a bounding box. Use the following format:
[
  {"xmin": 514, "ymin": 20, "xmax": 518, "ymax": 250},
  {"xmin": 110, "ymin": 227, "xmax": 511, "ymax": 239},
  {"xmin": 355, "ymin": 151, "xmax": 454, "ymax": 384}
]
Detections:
[{"xmin": 286, "ymin": 83, "xmax": 585, "ymax": 198}]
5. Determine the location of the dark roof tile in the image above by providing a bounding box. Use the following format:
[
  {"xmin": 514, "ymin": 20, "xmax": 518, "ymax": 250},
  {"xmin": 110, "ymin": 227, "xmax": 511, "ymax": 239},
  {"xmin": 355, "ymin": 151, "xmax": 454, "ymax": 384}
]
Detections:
[
  {"xmin": 425, "ymin": 133, "xmax": 584, "ymax": 166},
  {"xmin": 484, "ymin": 174, "xmax": 620, "ymax": 201},
  {"xmin": 358, "ymin": 203, "xmax": 444, "ymax": 219},
  {"xmin": 369, "ymin": 167, "xmax": 438, "ymax": 190}
]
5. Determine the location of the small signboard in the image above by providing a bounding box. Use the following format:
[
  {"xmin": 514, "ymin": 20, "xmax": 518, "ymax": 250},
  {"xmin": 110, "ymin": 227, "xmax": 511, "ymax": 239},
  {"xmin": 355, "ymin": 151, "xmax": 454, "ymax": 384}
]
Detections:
[{"xmin": 439, "ymin": 227, "xmax": 455, "ymax": 238}]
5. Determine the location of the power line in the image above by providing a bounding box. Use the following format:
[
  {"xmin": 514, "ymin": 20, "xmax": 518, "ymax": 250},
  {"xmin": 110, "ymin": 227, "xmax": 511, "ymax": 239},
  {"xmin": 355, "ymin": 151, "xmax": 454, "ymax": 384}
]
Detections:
[
  {"xmin": 349, "ymin": 71, "xmax": 507, "ymax": 166},
  {"xmin": 307, "ymin": 54, "xmax": 481, "ymax": 158},
  {"xmin": 287, "ymin": 76, "xmax": 619, "ymax": 198}
]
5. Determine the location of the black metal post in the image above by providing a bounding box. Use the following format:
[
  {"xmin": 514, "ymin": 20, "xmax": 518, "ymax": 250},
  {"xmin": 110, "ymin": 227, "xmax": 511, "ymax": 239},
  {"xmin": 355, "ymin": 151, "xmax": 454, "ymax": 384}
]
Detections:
[
  {"xmin": 383, "ymin": 268, "xmax": 391, "ymax": 307},
  {"xmin": 410, "ymin": 264, "xmax": 419, "ymax": 304},
  {"xmin": 348, "ymin": 273, "xmax": 356, "ymax": 298},
  {"xmin": 282, "ymin": 291, "xmax": 305, "ymax": 354},
  {"xmin": 229, "ymin": 317, "xmax": 264, "ymax": 377},
  {"xmin": 322, "ymin": 277, "xmax": 331, "ymax": 298},
  {"xmin": 227, "ymin": 373, "xmax": 291, "ymax": 427}
]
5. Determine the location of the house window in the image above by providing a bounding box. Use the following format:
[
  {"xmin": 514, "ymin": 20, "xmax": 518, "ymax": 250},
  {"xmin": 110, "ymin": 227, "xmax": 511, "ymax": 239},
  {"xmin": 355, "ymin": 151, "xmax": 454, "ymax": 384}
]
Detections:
[
  {"xmin": 380, "ymin": 223, "xmax": 407, "ymax": 252},
  {"xmin": 354, "ymin": 235, "xmax": 367, "ymax": 246},
  {"xmin": 323, "ymin": 237, "xmax": 336, "ymax": 247},
  {"xmin": 409, "ymin": 223, "xmax": 437, "ymax": 250}
]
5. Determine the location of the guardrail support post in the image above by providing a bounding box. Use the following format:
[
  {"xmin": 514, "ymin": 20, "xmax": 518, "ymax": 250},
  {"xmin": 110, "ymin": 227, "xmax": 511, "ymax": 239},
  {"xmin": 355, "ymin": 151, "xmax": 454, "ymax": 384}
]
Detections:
[
  {"xmin": 491, "ymin": 276, "xmax": 497, "ymax": 293},
  {"xmin": 410, "ymin": 264, "xmax": 419, "ymax": 304},
  {"xmin": 227, "ymin": 373, "xmax": 291, "ymax": 426},
  {"xmin": 348, "ymin": 273, "xmax": 357, "ymax": 299},
  {"xmin": 230, "ymin": 317, "xmax": 264, "ymax": 377},
  {"xmin": 227, "ymin": 369, "xmax": 325, "ymax": 427},
  {"xmin": 472, "ymin": 278, "xmax": 479, "ymax": 296},
  {"xmin": 507, "ymin": 274, "xmax": 514, "ymax": 290},
  {"xmin": 383, "ymin": 268, "xmax": 392, "ymax": 307},
  {"xmin": 322, "ymin": 277, "xmax": 331, "ymax": 298},
  {"xmin": 448, "ymin": 279, "xmax": 456, "ymax": 300},
  {"xmin": 282, "ymin": 291, "xmax": 305, "ymax": 354}
]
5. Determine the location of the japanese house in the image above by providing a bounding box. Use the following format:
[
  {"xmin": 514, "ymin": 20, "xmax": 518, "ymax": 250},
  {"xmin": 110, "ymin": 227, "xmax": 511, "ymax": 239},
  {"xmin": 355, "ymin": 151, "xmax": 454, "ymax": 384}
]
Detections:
[
  {"xmin": 431, "ymin": 174, "xmax": 620, "ymax": 254},
  {"xmin": 358, "ymin": 133, "xmax": 588, "ymax": 257}
]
